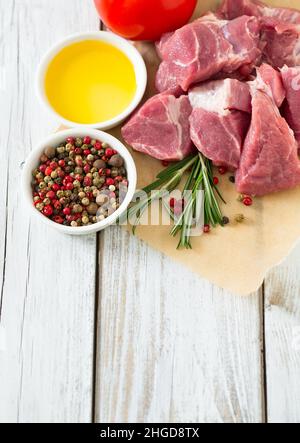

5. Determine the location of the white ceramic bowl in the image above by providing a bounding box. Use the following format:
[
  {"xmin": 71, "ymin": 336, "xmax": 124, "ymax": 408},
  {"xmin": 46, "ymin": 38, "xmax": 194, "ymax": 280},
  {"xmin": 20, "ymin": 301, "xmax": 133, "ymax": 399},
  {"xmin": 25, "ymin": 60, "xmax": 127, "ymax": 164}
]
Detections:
[
  {"xmin": 36, "ymin": 32, "xmax": 147, "ymax": 130},
  {"xmin": 22, "ymin": 128, "xmax": 137, "ymax": 236}
]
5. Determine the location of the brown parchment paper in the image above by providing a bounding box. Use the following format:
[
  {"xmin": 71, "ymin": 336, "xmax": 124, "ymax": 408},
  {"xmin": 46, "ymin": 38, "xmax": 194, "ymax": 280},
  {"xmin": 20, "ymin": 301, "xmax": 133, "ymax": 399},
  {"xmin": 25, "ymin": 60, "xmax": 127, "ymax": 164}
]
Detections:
[{"xmin": 109, "ymin": 0, "xmax": 300, "ymax": 296}]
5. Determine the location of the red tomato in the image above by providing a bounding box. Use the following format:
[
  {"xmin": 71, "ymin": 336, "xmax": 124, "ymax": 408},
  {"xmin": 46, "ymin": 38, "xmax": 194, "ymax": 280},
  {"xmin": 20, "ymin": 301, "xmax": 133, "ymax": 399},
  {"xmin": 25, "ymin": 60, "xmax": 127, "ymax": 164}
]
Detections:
[{"xmin": 94, "ymin": 0, "xmax": 197, "ymax": 41}]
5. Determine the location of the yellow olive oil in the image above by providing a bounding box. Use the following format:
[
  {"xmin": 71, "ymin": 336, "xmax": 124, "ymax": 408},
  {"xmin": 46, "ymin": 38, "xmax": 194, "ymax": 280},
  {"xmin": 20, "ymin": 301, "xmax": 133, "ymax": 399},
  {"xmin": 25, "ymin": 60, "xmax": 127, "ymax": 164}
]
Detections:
[{"xmin": 45, "ymin": 40, "xmax": 137, "ymax": 124}]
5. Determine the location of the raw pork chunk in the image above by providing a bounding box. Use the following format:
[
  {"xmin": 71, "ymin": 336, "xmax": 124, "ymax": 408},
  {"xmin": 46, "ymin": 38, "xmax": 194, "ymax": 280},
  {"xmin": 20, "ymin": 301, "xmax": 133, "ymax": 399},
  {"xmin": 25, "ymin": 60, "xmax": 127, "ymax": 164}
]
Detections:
[
  {"xmin": 122, "ymin": 94, "xmax": 194, "ymax": 162},
  {"xmin": 260, "ymin": 18, "xmax": 300, "ymax": 68},
  {"xmin": 189, "ymin": 79, "xmax": 251, "ymax": 170},
  {"xmin": 189, "ymin": 79, "xmax": 251, "ymax": 113},
  {"xmin": 256, "ymin": 64, "xmax": 285, "ymax": 107},
  {"xmin": 236, "ymin": 84, "xmax": 300, "ymax": 196},
  {"xmin": 218, "ymin": 0, "xmax": 300, "ymax": 25},
  {"xmin": 155, "ymin": 15, "xmax": 261, "ymax": 93},
  {"xmin": 281, "ymin": 65, "xmax": 300, "ymax": 147}
]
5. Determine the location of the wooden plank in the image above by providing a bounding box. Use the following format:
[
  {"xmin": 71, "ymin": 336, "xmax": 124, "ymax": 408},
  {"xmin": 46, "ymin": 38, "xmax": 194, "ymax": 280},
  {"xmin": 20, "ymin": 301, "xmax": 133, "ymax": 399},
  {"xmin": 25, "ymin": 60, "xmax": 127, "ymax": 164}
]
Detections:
[
  {"xmin": 95, "ymin": 227, "xmax": 264, "ymax": 423},
  {"xmin": 0, "ymin": 0, "xmax": 99, "ymax": 423},
  {"xmin": 264, "ymin": 244, "xmax": 300, "ymax": 423}
]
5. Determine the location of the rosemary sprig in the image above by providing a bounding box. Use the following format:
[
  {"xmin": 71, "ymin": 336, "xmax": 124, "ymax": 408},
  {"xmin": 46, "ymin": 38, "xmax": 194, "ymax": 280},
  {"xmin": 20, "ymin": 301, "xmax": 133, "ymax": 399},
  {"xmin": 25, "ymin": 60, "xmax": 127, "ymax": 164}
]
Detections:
[
  {"xmin": 122, "ymin": 153, "xmax": 226, "ymax": 249},
  {"xmin": 119, "ymin": 155, "xmax": 198, "ymax": 231}
]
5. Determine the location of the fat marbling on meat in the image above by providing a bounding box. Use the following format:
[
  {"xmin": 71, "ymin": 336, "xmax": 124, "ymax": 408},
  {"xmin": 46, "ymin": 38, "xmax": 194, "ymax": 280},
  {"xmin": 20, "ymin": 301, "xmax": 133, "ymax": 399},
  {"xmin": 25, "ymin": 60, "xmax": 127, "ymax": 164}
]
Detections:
[
  {"xmin": 155, "ymin": 15, "xmax": 261, "ymax": 94},
  {"xmin": 121, "ymin": 93, "xmax": 194, "ymax": 162},
  {"xmin": 218, "ymin": 0, "xmax": 300, "ymax": 25},
  {"xmin": 236, "ymin": 73, "xmax": 300, "ymax": 196}
]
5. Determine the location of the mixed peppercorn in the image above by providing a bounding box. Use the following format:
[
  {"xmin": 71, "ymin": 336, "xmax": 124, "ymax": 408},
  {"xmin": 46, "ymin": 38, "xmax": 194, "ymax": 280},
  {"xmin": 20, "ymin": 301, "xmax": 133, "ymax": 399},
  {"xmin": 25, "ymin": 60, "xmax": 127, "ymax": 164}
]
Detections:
[{"xmin": 32, "ymin": 136, "xmax": 128, "ymax": 227}]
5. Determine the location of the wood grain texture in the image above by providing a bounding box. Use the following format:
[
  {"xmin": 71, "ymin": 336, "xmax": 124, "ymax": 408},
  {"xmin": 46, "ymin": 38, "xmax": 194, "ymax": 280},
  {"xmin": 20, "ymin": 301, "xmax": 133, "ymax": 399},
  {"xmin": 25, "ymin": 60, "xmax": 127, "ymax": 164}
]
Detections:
[
  {"xmin": 0, "ymin": 0, "xmax": 98, "ymax": 423},
  {"xmin": 264, "ymin": 245, "xmax": 300, "ymax": 423},
  {"xmin": 2, "ymin": 0, "xmax": 300, "ymax": 424},
  {"xmin": 95, "ymin": 227, "xmax": 264, "ymax": 423}
]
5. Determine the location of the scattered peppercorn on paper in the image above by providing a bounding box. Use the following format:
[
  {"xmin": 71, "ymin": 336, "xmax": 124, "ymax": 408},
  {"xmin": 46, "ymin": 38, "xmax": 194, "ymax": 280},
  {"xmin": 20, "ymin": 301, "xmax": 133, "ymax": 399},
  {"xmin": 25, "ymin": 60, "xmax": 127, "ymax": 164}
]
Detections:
[{"xmin": 59, "ymin": 0, "xmax": 300, "ymax": 296}]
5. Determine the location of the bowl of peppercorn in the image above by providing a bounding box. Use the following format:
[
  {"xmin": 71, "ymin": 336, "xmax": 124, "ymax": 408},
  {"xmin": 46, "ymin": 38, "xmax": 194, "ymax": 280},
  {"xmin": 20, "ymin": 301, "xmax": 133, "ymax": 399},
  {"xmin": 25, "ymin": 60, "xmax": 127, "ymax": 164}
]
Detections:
[{"xmin": 22, "ymin": 128, "xmax": 137, "ymax": 235}]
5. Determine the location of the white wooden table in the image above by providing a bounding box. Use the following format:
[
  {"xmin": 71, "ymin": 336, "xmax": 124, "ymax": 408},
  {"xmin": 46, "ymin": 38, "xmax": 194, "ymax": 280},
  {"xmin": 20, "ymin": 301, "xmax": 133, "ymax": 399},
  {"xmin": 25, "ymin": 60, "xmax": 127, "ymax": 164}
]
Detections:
[{"xmin": 0, "ymin": 0, "xmax": 300, "ymax": 424}]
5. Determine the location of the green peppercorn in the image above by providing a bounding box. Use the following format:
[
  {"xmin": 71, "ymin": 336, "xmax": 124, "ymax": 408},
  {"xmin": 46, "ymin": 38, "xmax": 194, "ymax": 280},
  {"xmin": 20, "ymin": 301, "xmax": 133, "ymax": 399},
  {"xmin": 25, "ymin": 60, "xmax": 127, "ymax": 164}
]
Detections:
[
  {"xmin": 39, "ymin": 182, "xmax": 47, "ymax": 189},
  {"xmin": 57, "ymin": 190, "xmax": 64, "ymax": 199},
  {"xmin": 51, "ymin": 171, "xmax": 58, "ymax": 179},
  {"xmin": 78, "ymin": 191, "xmax": 86, "ymax": 199},
  {"xmin": 87, "ymin": 154, "xmax": 94, "ymax": 162},
  {"xmin": 82, "ymin": 198, "xmax": 90, "ymax": 206},
  {"xmin": 235, "ymin": 214, "xmax": 245, "ymax": 223},
  {"xmin": 43, "ymin": 198, "xmax": 51, "ymax": 206},
  {"xmin": 57, "ymin": 146, "xmax": 65, "ymax": 154},
  {"xmin": 73, "ymin": 180, "xmax": 81, "ymax": 188},
  {"xmin": 36, "ymin": 203, "xmax": 44, "ymax": 211},
  {"xmin": 75, "ymin": 137, "xmax": 83, "ymax": 147},
  {"xmin": 73, "ymin": 204, "xmax": 83, "ymax": 213},
  {"xmin": 66, "ymin": 143, "xmax": 73, "ymax": 152},
  {"xmin": 93, "ymin": 178, "xmax": 102, "ymax": 187},
  {"xmin": 82, "ymin": 215, "xmax": 89, "ymax": 225}
]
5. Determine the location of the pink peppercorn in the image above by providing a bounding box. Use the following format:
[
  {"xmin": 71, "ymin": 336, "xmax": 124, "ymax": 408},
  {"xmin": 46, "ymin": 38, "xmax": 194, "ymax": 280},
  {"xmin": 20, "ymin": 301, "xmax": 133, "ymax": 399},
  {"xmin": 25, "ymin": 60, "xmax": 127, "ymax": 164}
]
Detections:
[{"xmin": 106, "ymin": 178, "xmax": 115, "ymax": 186}]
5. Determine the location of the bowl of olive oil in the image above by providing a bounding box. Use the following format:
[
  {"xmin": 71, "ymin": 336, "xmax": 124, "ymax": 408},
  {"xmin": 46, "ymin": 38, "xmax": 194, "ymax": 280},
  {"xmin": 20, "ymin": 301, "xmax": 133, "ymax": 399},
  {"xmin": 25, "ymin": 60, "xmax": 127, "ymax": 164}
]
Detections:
[{"xmin": 37, "ymin": 32, "xmax": 147, "ymax": 130}]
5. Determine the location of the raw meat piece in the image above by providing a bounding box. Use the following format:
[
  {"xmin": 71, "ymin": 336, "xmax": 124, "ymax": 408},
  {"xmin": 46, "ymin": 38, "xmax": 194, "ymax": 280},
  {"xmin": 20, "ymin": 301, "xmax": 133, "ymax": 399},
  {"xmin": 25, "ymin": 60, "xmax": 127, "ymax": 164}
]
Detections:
[
  {"xmin": 155, "ymin": 15, "xmax": 261, "ymax": 93},
  {"xmin": 121, "ymin": 93, "xmax": 194, "ymax": 162},
  {"xmin": 236, "ymin": 83, "xmax": 300, "ymax": 196},
  {"xmin": 189, "ymin": 79, "xmax": 251, "ymax": 113},
  {"xmin": 260, "ymin": 18, "xmax": 300, "ymax": 68},
  {"xmin": 218, "ymin": 0, "xmax": 261, "ymax": 19},
  {"xmin": 218, "ymin": 0, "xmax": 300, "ymax": 25},
  {"xmin": 156, "ymin": 32, "xmax": 173, "ymax": 60},
  {"xmin": 156, "ymin": 18, "xmax": 231, "ymax": 93},
  {"xmin": 155, "ymin": 13, "xmax": 220, "ymax": 61},
  {"xmin": 190, "ymin": 108, "xmax": 250, "ymax": 170},
  {"xmin": 189, "ymin": 79, "xmax": 251, "ymax": 170},
  {"xmin": 256, "ymin": 64, "xmax": 285, "ymax": 107},
  {"xmin": 281, "ymin": 65, "xmax": 300, "ymax": 147},
  {"xmin": 221, "ymin": 16, "xmax": 261, "ymax": 73},
  {"xmin": 155, "ymin": 62, "xmax": 186, "ymax": 97}
]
